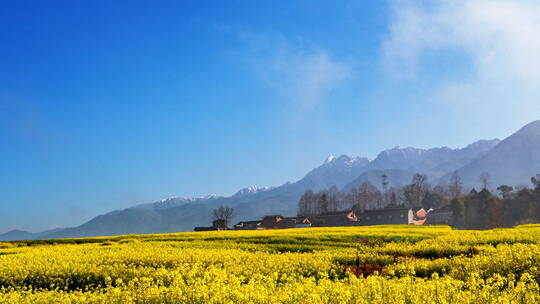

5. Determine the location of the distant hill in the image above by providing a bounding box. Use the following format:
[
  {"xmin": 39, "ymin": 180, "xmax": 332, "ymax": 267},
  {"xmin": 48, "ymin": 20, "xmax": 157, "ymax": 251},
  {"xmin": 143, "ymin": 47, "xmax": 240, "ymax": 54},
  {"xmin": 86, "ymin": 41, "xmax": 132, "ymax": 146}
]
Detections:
[
  {"xmin": 41, "ymin": 157, "xmax": 370, "ymax": 239},
  {"xmin": 0, "ymin": 228, "xmax": 63, "ymax": 241},
  {"xmin": 450, "ymin": 120, "xmax": 540, "ymax": 188},
  {"xmin": 10, "ymin": 120, "xmax": 540, "ymax": 240},
  {"xmin": 0, "ymin": 230, "xmax": 36, "ymax": 241}
]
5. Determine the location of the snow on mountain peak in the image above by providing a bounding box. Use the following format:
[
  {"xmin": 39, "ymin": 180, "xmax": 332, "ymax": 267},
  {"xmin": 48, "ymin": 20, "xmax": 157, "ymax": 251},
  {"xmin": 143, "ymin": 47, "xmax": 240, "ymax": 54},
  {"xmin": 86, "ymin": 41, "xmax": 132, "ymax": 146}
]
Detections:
[
  {"xmin": 150, "ymin": 194, "xmax": 223, "ymax": 210},
  {"xmin": 324, "ymin": 154, "xmax": 335, "ymax": 164},
  {"xmin": 159, "ymin": 194, "xmax": 221, "ymax": 204},
  {"xmin": 322, "ymin": 154, "xmax": 370, "ymax": 167},
  {"xmin": 159, "ymin": 196, "xmax": 193, "ymax": 203},
  {"xmin": 234, "ymin": 186, "xmax": 274, "ymax": 197}
]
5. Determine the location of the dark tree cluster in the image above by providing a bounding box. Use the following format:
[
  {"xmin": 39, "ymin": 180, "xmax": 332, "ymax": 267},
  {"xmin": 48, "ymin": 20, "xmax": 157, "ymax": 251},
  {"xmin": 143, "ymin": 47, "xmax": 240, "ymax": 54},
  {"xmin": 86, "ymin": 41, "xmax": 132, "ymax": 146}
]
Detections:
[
  {"xmin": 452, "ymin": 174, "xmax": 540, "ymax": 229},
  {"xmin": 298, "ymin": 171, "xmax": 540, "ymax": 229}
]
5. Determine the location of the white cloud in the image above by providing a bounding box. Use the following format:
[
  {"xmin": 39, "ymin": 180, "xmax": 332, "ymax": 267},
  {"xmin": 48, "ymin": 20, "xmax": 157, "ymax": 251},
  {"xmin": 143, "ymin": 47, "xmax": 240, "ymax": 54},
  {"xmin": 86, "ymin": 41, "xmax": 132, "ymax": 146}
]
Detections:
[
  {"xmin": 383, "ymin": 0, "xmax": 540, "ymax": 124},
  {"xmin": 247, "ymin": 36, "xmax": 352, "ymax": 111}
]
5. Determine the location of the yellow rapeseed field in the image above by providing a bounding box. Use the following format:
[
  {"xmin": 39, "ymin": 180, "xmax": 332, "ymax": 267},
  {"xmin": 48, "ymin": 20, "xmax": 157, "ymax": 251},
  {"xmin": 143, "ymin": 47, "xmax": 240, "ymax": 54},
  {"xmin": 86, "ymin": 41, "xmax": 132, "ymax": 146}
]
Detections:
[{"xmin": 1, "ymin": 225, "xmax": 540, "ymax": 303}]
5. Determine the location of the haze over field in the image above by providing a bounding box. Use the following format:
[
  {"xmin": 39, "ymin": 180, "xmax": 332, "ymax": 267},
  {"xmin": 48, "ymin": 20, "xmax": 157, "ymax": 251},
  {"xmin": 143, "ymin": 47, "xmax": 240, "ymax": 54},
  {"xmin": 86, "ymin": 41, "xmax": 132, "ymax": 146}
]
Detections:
[{"xmin": 2, "ymin": 0, "xmax": 540, "ymax": 235}]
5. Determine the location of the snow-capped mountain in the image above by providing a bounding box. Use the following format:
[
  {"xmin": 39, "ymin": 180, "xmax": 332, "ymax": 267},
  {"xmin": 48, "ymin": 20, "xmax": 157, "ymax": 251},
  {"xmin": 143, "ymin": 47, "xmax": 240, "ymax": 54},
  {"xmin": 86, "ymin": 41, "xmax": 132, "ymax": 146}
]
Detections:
[
  {"xmin": 297, "ymin": 154, "xmax": 371, "ymax": 190},
  {"xmin": 151, "ymin": 195, "xmax": 223, "ymax": 210},
  {"xmin": 15, "ymin": 120, "xmax": 539, "ymax": 240},
  {"xmin": 342, "ymin": 139, "xmax": 500, "ymax": 191},
  {"xmin": 368, "ymin": 140, "xmax": 500, "ymax": 177},
  {"xmin": 233, "ymin": 186, "xmax": 275, "ymax": 197}
]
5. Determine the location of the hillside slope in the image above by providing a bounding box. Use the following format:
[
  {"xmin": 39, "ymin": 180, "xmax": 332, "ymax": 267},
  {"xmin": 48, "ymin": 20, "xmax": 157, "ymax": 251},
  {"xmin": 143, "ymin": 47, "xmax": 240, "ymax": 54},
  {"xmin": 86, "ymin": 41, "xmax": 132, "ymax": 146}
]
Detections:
[
  {"xmin": 452, "ymin": 120, "xmax": 540, "ymax": 188},
  {"xmin": 23, "ymin": 120, "xmax": 540, "ymax": 239}
]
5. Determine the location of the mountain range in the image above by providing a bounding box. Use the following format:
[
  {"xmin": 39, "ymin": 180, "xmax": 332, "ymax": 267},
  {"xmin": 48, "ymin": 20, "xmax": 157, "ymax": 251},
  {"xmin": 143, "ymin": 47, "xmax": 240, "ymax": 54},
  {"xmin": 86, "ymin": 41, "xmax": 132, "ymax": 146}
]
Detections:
[{"xmin": 2, "ymin": 120, "xmax": 540, "ymax": 241}]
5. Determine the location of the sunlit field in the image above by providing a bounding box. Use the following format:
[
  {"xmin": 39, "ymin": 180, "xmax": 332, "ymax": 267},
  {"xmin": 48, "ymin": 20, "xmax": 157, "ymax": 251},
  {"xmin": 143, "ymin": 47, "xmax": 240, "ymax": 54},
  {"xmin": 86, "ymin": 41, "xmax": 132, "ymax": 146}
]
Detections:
[{"xmin": 1, "ymin": 225, "xmax": 540, "ymax": 303}]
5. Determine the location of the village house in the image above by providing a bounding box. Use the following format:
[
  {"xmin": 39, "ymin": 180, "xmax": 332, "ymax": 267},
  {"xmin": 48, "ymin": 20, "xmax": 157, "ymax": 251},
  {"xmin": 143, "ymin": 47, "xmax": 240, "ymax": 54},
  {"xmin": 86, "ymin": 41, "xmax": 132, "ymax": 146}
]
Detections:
[
  {"xmin": 233, "ymin": 220, "xmax": 261, "ymax": 230},
  {"xmin": 246, "ymin": 209, "xmax": 417, "ymax": 230},
  {"xmin": 356, "ymin": 208, "xmax": 414, "ymax": 226},
  {"xmin": 260, "ymin": 215, "xmax": 297, "ymax": 229},
  {"xmin": 309, "ymin": 209, "xmax": 414, "ymax": 227},
  {"xmin": 295, "ymin": 217, "xmax": 312, "ymax": 228},
  {"xmin": 412, "ymin": 208, "xmax": 429, "ymax": 225},
  {"xmin": 310, "ymin": 211, "xmax": 360, "ymax": 227},
  {"xmin": 425, "ymin": 207, "xmax": 453, "ymax": 225},
  {"xmin": 409, "ymin": 207, "xmax": 454, "ymax": 225},
  {"xmin": 233, "ymin": 215, "xmax": 312, "ymax": 230},
  {"xmin": 202, "ymin": 207, "xmax": 451, "ymax": 232}
]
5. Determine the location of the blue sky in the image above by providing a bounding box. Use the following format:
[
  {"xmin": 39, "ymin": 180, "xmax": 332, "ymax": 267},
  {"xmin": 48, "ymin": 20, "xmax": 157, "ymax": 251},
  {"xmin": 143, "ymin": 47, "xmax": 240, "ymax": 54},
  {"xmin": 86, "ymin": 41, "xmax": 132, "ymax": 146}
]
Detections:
[{"xmin": 2, "ymin": 0, "xmax": 540, "ymax": 233}]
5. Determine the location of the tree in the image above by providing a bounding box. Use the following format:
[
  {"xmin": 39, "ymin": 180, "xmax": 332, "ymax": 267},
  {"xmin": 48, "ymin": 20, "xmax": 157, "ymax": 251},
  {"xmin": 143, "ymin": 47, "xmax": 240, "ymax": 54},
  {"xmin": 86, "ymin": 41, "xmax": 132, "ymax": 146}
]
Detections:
[
  {"xmin": 298, "ymin": 190, "xmax": 323, "ymax": 216},
  {"xmin": 390, "ymin": 186, "xmax": 406, "ymax": 206},
  {"xmin": 532, "ymin": 174, "xmax": 540, "ymax": 189},
  {"xmin": 403, "ymin": 174, "xmax": 430, "ymax": 208},
  {"xmin": 298, "ymin": 191, "xmax": 311, "ymax": 217},
  {"xmin": 212, "ymin": 206, "xmax": 234, "ymax": 227},
  {"xmin": 433, "ymin": 185, "xmax": 450, "ymax": 203},
  {"xmin": 353, "ymin": 182, "xmax": 381, "ymax": 212},
  {"xmin": 479, "ymin": 189, "xmax": 503, "ymax": 229},
  {"xmin": 326, "ymin": 186, "xmax": 340, "ymax": 212},
  {"xmin": 448, "ymin": 171, "xmax": 463, "ymax": 199},
  {"xmin": 450, "ymin": 197, "xmax": 465, "ymax": 227},
  {"xmin": 479, "ymin": 172, "xmax": 492, "ymax": 190},
  {"xmin": 497, "ymin": 185, "xmax": 514, "ymax": 200},
  {"xmin": 412, "ymin": 173, "xmax": 428, "ymax": 189},
  {"xmin": 461, "ymin": 189, "xmax": 502, "ymax": 229},
  {"xmin": 320, "ymin": 193, "xmax": 329, "ymax": 214},
  {"xmin": 386, "ymin": 187, "xmax": 401, "ymax": 207},
  {"xmin": 503, "ymin": 181, "xmax": 539, "ymax": 226},
  {"xmin": 421, "ymin": 191, "xmax": 446, "ymax": 210},
  {"xmin": 403, "ymin": 185, "xmax": 416, "ymax": 207},
  {"xmin": 343, "ymin": 188, "xmax": 358, "ymax": 211}
]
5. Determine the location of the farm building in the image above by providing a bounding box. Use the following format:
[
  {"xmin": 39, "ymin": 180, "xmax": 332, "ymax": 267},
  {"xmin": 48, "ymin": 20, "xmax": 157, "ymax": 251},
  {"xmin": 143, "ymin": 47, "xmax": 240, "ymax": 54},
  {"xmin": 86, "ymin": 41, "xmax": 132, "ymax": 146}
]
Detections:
[
  {"xmin": 234, "ymin": 215, "xmax": 312, "ymax": 230},
  {"xmin": 204, "ymin": 206, "xmax": 449, "ymax": 232},
  {"xmin": 304, "ymin": 209, "xmax": 418, "ymax": 227},
  {"xmin": 310, "ymin": 211, "xmax": 360, "ymax": 227},
  {"xmin": 260, "ymin": 215, "xmax": 297, "ymax": 229},
  {"xmin": 356, "ymin": 208, "xmax": 414, "ymax": 226},
  {"xmin": 426, "ymin": 207, "xmax": 453, "ymax": 225},
  {"xmin": 233, "ymin": 220, "xmax": 261, "ymax": 230},
  {"xmin": 295, "ymin": 217, "xmax": 312, "ymax": 228}
]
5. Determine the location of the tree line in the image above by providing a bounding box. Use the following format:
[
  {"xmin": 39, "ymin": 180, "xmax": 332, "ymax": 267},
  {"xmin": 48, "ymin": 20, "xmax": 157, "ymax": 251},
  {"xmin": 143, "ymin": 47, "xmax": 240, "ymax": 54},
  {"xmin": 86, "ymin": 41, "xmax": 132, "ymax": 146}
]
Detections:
[
  {"xmin": 298, "ymin": 171, "xmax": 540, "ymax": 229},
  {"xmin": 451, "ymin": 175, "xmax": 540, "ymax": 228},
  {"xmin": 298, "ymin": 172, "xmax": 447, "ymax": 217}
]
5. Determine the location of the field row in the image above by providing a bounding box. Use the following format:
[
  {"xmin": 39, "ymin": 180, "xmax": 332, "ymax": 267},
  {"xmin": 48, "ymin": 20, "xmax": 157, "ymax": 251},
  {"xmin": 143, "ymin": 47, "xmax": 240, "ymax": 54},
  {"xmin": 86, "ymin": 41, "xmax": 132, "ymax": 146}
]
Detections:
[{"xmin": 1, "ymin": 225, "xmax": 540, "ymax": 303}]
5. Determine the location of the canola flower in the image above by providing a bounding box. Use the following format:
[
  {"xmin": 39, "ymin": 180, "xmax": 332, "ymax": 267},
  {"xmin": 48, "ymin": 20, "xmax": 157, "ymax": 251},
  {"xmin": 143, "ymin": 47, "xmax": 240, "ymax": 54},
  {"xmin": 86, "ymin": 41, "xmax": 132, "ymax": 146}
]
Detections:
[{"xmin": 1, "ymin": 225, "xmax": 540, "ymax": 303}]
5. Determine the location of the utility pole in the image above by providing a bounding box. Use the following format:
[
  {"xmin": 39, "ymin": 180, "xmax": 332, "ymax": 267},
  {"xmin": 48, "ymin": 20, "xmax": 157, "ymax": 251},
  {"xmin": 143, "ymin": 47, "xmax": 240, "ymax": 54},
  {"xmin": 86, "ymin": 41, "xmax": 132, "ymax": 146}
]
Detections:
[{"xmin": 381, "ymin": 173, "xmax": 389, "ymax": 209}]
